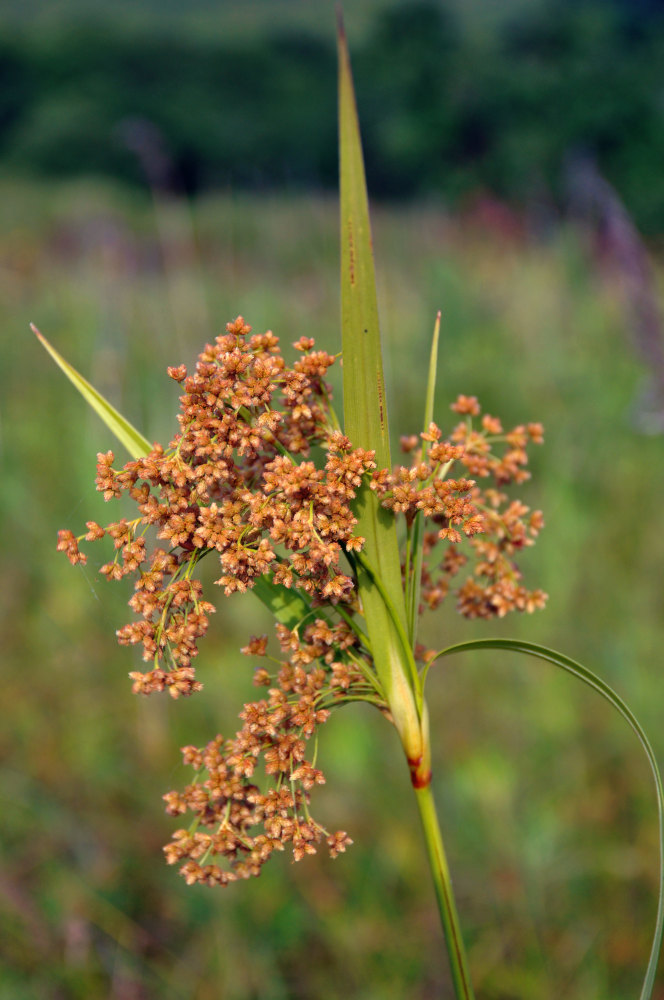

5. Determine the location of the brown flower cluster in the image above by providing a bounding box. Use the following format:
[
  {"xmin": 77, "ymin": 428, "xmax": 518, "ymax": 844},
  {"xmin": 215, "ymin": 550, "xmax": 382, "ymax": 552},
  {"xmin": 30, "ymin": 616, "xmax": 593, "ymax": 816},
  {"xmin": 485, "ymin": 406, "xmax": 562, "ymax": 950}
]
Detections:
[
  {"xmin": 58, "ymin": 317, "xmax": 372, "ymax": 699},
  {"xmin": 58, "ymin": 317, "xmax": 547, "ymax": 886},
  {"xmin": 162, "ymin": 619, "xmax": 363, "ymax": 885},
  {"xmin": 375, "ymin": 395, "xmax": 547, "ymax": 620}
]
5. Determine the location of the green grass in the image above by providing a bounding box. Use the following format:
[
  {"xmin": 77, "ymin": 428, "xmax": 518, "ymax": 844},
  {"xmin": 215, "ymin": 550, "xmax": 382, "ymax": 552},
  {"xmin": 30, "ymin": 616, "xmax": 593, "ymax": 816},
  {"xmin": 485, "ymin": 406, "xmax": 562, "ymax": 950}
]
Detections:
[{"xmin": 1, "ymin": 177, "xmax": 663, "ymax": 998}]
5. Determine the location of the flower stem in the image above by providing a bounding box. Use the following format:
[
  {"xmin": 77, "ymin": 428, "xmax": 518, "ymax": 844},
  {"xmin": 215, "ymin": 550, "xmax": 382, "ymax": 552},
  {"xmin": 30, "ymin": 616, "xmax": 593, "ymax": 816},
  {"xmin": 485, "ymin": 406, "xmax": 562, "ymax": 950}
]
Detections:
[{"xmin": 413, "ymin": 780, "xmax": 475, "ymax": 1000}]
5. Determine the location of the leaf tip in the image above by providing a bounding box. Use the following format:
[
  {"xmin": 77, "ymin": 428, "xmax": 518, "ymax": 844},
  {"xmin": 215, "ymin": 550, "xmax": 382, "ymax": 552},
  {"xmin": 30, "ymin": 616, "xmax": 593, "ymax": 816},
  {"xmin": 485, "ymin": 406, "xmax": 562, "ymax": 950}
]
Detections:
[
  {"xmin": 335, "ymin": 4, "xmax": 346, "ymax": 44},
  {"xmin": 432, "ymin": 311, "xmax": 441, "ymax": 344}
]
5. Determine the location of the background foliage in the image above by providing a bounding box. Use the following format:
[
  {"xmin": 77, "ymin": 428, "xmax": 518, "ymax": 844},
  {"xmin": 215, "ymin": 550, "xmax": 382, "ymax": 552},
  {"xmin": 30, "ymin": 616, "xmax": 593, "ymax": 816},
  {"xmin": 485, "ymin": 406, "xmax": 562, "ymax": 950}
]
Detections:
[
  {"xmin": 1, "ymin": 0, "xmax": 664, "ymax": 231},
  {"xmin": 2, "ymin": 1, "xmax": 664, "ymax": 997}
]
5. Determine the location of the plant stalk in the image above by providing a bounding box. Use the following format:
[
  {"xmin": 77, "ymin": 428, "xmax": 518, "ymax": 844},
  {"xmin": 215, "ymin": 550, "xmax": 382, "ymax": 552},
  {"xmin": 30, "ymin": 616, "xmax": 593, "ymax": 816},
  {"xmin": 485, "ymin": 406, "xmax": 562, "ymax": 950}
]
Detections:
[{"xmin": 413, "ymin": 779, "xmax": 475, "ymax": 1000}]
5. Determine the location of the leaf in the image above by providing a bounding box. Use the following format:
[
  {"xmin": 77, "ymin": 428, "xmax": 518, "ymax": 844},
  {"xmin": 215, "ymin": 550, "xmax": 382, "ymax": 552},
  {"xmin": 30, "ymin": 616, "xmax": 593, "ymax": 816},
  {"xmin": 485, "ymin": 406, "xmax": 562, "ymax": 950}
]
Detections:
[
  {"xmin": 434, "ymin": 637, "xmax": 664, "ymax": 1000},
  {"xmin": 337, "ymin": 14, "xmax": 423, "ymax": 754},
  {"xmin": 32, "ymin": 325, "xmax": 152, "ymax": 460},
  {"xmin": 422, "ymin": 310, "xmax": 441, "ymax": 443},
  {"xmin": 252, "ymin": 574, "xmax": 316, "ymax": 632},
  {"xmin": 407, "ymin": 311, "xmax": 441, "ymax": 645},
  {"xmin": 337, "ymin": 13, "xmax": 391, "ymax": 474}
]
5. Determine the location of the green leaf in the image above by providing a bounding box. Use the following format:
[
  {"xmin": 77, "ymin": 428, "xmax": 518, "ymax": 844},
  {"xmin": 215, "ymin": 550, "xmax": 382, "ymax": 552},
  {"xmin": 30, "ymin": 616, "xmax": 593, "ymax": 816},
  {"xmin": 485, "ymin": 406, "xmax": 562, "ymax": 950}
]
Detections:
[
  {"xmin": 337, "ymin": 14, "xmax": 423, "ymax": 756},
  {"xmin": 434, "ymin": 637, "xmax": 664, "ymax": 1000},
  {"xmin": 252, "ymin": 574, "xmax": 316, "ymax": 632},
  {"xmin": 422, "ymin": 310, "xmax": 441, "ymax": 444},
  {"xmin": 338, "ymin": 15, "xmax": 391, "ymax": 474},
  {"xmin": 407, "ymin": 311, "xmax": 441, "ymax": 645},
  {"xmin": 336, "ymin": 15, "xmax": 403, "ymax": 610},
  {"xmin": 33, "ymin": 325, "xmax": 152, "ymax": 460}
]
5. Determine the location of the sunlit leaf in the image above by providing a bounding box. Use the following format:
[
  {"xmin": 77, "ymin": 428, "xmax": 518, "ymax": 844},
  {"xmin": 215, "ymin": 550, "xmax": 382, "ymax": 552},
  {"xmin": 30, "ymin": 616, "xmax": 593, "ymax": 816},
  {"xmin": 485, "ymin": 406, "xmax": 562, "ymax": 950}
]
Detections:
[
  {"xmin": 32, "ymin": 324, "xmax": 152, "ymax": 460},
  {"xmin": 423, "ymin": 310, "xmax": 441, "ymax": 443},
  {"xmin": 338, "ymin": 15, "xmax": 390, "ymax": 474},
  {"xmin": 337, "ymin": 14, "xmax": 422, "ymax": 745},
  {"xmin": 407, "ymin": 311, "xmax": 441, "ymax": 645}
]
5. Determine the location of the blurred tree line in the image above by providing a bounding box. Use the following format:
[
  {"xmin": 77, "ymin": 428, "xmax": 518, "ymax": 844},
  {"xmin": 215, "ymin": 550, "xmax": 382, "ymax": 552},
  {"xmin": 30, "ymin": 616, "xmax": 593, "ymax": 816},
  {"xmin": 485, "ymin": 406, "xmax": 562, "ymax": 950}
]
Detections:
[{"xmin": 1, "ymin": 0, "xmax": 664, "ymax": 231}]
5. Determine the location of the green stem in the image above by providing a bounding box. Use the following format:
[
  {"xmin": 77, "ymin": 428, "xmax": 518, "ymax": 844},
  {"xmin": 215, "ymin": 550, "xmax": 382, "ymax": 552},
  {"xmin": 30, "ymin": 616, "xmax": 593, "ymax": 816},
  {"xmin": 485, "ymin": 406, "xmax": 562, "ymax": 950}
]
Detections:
[{"xmin": 413, "ymin": 781, "xmax": 475, "ymax": 1000}]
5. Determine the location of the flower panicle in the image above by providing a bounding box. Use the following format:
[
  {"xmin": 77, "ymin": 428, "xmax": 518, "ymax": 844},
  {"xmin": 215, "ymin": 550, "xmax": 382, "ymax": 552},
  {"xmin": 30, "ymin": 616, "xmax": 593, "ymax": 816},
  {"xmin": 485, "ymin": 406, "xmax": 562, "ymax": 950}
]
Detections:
[
  {"xmin": 162, "ymin": 619, "xmax": 360, "ymax": 885},
  {"xmin": 378, "ymin": 394, "xmax": 547, "ymax": 620},
  {"xmin": 59, "ymin": 318, "xmax": 370, "ymax": 691},
  {"xmin": 57, "ymin": 318, "xmax": 546, "ymax": 885}
]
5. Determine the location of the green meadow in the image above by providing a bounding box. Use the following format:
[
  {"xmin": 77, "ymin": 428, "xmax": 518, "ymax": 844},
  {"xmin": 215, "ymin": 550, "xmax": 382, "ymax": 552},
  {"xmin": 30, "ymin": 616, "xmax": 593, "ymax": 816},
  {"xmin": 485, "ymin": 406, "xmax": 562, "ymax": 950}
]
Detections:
[{"xmin": 2, "ymin": 177, "xmax": 663, "ymax": 998}]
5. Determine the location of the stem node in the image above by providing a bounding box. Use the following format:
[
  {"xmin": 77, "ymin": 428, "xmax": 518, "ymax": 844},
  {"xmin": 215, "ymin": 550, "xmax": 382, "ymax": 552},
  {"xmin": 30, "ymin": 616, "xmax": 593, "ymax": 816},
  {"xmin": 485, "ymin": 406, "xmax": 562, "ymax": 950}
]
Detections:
[{"xmin": 408, "ymin": 756, "xmax": 432, "ymax": 789}]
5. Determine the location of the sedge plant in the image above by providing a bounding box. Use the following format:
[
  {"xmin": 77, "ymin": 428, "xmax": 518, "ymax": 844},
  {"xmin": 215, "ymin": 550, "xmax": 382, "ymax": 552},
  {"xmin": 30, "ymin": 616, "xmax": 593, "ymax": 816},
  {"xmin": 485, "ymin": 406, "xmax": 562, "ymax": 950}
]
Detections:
[{"xmin": 36, "ymin": 19, "xmax": 663, "ymax": 999}]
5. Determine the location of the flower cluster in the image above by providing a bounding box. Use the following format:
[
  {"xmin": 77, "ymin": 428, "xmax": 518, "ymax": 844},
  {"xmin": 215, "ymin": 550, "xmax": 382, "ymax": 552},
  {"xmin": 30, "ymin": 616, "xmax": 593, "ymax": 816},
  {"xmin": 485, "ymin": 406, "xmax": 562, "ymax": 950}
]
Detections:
[
  {"xmin": 58, "ymin": 317, "xmax": 546, "ymax": 886},
  {"xmin": 162, "ymin": 620, "xmax": 362, "ymax": 885},
  {"xmin": 57, "ymin": 316, "xmax": 373, "ymax": 699},
  {"xmin": 377, "ymin": 394, "xmax": 547, "ymax": 621}
]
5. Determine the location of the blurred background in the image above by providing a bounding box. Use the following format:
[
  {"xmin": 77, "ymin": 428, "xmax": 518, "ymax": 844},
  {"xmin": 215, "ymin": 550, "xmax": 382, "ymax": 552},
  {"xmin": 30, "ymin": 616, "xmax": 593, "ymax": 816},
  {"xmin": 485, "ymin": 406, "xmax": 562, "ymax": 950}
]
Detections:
[{"xmin": 2, "ymin": 1, "xmax": 664, "ymax": 997}]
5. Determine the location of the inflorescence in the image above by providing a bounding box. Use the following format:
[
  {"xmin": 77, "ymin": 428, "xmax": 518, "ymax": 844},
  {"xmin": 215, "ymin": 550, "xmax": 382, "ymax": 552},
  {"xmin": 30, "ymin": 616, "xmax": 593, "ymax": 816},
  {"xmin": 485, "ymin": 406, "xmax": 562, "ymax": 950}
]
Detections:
[{"xmin": 58, "ymin": 316, "xmax": 545, "ymax": 887}]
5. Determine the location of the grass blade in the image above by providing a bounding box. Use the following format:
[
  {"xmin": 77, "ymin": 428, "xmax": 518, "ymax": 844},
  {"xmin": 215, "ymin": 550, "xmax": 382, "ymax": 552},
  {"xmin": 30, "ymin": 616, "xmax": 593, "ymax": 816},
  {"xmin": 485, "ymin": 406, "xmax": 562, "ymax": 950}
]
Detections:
[
  {"xmin": 434, "ymin": 637, "xmax": 664, "ymax": 999},
  {"xmin": 407, "ymin": 311, "xmax": 441, "ymax": 644},
  {"xmin": 337, "ymin": 14, "xmax": 422, "ymax": 756},
  {"xmin": 422, "ymin": 310, "xmax": 441, "ymax": 442},
  {"xmin": 337, "ymin": 13, "xmax": 391, "ymax": 475},
  {"xmin": 337, "ymin": 14, "xmax": 405, "ymax": 621},
  {"xmin": 32, "ymin": 325, "xmax": 152, "ymax": 460}
]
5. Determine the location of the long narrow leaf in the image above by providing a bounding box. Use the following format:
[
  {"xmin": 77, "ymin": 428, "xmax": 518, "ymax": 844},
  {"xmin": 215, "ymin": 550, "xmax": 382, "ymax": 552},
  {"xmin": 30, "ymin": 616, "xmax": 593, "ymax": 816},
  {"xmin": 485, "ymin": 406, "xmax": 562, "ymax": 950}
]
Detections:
[
  {"xmin": 338, "ymin": 12, "xmax": 403, "ymax": 608},
  {"xmin": 337, "ymin": 16, "xmax": 422, "ymax": 752},
  {"xmin": 337, "ymin": 14, "xmax": 391, "ymax": 474},
  {"xmin": 407, "ymin": 311, "xmax": 441, "ymax": 644},
  {"xmin": 422, "ymin": 310, "xmax": 441, "ymax": 444},
  {"xmin": 435, "ymin": 637, "xmax": 664, "ymax": 1000},
  {"xmin": 33, "ymin": 325, "xmax": 152, "ymax": 460}
]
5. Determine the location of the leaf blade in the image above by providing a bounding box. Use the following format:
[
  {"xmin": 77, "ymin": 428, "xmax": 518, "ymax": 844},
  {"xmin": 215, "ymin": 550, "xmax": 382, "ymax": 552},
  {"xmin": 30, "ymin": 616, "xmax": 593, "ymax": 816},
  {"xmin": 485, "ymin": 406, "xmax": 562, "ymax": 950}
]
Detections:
[
  {"xmin": 407, "ymin": 310, "xmax": 441, "ymax": 644},
  {"xmin": 337, "ymin": 13, "xmax": 390, "ymax": 471},
  {"xmin": 423, "ymin": 310, "xmax": 441, "ymax": 443},
  {"xmin": 33, "ymin": 325, "xmax": 152, "ymax": 460},
  {"xmin": 252, "ymin": 574, "xmax": 316, "ymax": 632},
  {"xmin": 337, "ymin": 15, "xmax": 405, "ymax": 622},
  {"xmin": 435, "ymin": 637, "xmax": 664, "ymax": 1000},
  {"xmin": 337, "ymin": 16, "xmax": 423, "ymax": 758}
]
